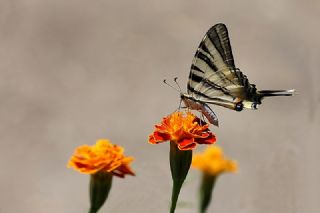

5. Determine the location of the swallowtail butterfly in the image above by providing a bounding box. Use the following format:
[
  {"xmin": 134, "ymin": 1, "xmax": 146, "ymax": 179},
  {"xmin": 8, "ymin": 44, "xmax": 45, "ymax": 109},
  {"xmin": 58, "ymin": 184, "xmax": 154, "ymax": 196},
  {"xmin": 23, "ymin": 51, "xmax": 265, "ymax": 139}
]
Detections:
[{"xmin": 181, "ymin": 23, "xmax": 294, "ymax": 126}]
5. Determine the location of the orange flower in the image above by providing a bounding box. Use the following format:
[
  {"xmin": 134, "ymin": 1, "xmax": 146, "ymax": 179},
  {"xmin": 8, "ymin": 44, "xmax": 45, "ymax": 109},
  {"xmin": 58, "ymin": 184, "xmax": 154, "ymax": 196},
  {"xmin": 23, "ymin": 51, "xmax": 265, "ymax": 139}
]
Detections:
[
  {"xmin": 149, "ymin": 111, "xmax": 216, "ymax": 150},
  {"xmin": 192, "ymin": 145, "xmax": 237, "ymax": 176},
  {"xmin": 67, "ymin": 139, "xmax": 135, "ymax": 178}
]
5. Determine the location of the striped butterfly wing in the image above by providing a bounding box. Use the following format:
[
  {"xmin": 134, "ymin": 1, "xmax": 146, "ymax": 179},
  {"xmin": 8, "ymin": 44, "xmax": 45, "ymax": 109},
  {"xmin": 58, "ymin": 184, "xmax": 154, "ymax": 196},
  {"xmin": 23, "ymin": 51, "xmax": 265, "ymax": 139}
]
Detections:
[{"xmin": 187, "ymin": 23, "xmax": 253, "ymax": 110}]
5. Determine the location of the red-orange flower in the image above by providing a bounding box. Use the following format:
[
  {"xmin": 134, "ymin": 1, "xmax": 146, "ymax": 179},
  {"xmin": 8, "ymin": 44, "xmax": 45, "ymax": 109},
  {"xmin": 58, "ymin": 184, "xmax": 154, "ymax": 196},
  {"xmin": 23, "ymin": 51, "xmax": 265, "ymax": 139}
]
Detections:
[
  {"xmin": 149, "ymin": 111, "xmax": 216, "ymax": 150},
  {"xmin": 67, "ymin": 139, "xmax": 135, "ymax": 178}
]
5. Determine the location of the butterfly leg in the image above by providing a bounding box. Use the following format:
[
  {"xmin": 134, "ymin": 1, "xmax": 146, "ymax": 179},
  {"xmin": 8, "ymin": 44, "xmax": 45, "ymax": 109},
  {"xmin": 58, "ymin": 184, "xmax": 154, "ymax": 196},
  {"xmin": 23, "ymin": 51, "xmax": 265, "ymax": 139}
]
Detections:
[
  {"xmin": 200, "ymin": 113, "xmax": 206, "ymax": 126},
  {"xmin": 174, "ymin": 99, "xmax": 187, "ymax": 112},
  {"xmin": 178, "ymin": 98, "xmax": 183, "ymax": 110}
]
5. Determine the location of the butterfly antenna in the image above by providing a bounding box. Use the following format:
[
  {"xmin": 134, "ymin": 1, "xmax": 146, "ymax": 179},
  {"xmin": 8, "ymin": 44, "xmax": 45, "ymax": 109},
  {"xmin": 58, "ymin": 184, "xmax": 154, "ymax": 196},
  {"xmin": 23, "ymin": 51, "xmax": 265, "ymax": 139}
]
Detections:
[
  {"xmin": 173, "ymin": 77, "xmax": 182, "ymax": 92},
  {"xmin": 163, "ymin": 79, "xmax": 180, "ymax": 93}
]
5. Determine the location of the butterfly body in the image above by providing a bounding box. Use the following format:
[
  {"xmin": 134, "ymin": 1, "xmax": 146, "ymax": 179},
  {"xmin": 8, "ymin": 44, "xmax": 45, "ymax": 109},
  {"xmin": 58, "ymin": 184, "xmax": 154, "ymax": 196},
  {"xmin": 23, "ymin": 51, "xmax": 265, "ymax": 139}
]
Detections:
[
  {"xmin": 183, "ymin": 23, "xmax": 294, "ymax": 126},
  {"xmin": 181, "ymin": 93, "xmax": 220, "ymax": 126}
]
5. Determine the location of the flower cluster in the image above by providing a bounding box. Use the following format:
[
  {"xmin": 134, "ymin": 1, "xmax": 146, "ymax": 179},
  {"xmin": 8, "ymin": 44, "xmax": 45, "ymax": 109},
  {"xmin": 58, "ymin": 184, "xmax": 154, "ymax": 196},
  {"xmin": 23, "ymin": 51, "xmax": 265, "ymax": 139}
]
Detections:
[
  {"xmin": 149, "ymin": 111, "xmax": 216, "ymax": 150},
  {"xmin": 192, "ymin": 145, "xmax": 237, "ymax": 176},
  {"xmin": 68, "ymin": 139, "xmax": 135, "ymax": 178}
]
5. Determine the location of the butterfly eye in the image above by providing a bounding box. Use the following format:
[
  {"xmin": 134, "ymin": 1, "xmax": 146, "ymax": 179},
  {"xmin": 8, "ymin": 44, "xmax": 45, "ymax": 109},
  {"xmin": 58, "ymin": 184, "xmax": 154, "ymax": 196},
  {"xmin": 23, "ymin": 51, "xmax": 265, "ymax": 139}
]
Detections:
[{"xmin": 235, "ymin": 103, "xmax": 243, "ymax": 111}]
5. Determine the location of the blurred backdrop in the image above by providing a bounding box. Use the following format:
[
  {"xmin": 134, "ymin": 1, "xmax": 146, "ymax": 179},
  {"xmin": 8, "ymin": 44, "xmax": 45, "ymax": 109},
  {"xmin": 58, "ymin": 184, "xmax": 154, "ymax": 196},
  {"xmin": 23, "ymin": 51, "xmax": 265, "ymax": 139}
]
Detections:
[{"xmin": 0, "ymin": 0, "xmax": 319, "ymax": 212}]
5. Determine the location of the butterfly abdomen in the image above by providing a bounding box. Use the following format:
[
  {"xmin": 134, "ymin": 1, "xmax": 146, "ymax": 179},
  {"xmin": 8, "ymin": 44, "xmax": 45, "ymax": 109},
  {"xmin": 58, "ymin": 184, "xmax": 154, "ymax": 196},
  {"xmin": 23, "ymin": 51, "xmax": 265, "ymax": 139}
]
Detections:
[{"xmin": 201, "ymin": 103, "xmax": 219, "ymax": 126}]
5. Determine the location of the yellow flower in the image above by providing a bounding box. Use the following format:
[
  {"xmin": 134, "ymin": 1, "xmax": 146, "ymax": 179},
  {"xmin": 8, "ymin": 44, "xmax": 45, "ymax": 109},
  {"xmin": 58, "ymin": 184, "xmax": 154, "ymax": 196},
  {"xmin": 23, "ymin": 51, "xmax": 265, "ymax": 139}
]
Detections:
[
  {"xmin": 67, "ymin": 139, "xmax": 135, "ymax": 178},
  {"xmin": 192, "ymin": 145, "xmax": 237, "ymax": 176}
]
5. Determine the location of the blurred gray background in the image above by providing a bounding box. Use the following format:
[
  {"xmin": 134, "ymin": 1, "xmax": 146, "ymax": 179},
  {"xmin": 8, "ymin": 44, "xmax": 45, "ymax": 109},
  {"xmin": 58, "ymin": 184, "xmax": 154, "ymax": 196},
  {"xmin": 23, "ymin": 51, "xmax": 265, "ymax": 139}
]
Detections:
[{"xmin": 0, "ymin": 0, "xmax": 319, "ymax": 212}]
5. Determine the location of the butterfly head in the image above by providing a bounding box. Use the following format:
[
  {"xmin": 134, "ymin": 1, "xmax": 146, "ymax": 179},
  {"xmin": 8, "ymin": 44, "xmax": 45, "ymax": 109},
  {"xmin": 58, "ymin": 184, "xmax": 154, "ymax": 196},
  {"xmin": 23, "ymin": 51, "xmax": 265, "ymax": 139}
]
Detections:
[{"xmin": 181, "ymin": 93, "xmax": 202, "ymax": 110}]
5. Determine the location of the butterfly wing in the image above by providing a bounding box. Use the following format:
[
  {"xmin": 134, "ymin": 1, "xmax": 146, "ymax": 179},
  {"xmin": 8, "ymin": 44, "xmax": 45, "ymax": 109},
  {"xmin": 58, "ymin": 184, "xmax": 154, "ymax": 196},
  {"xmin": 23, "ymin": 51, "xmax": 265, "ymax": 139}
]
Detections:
[{"xmin": 187, "ymin": 23, "xmax": 256, "ymax": 110}]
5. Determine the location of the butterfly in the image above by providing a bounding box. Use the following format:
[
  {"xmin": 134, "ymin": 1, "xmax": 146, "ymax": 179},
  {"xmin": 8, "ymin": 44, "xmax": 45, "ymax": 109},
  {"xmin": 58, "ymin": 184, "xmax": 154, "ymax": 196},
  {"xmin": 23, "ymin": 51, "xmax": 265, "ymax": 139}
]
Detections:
[{"xmin": 180, "ymin": 23, "xmax": 294, "ymax": 127}]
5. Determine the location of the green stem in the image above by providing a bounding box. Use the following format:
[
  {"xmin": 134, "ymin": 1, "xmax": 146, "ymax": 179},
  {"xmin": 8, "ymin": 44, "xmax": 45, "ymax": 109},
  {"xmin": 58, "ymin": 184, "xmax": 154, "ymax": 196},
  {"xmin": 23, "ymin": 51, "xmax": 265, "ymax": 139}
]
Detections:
[
  {"xmin": 169, "ymin": 141, "xmax": 192, "ymax": 213},
  {"xmin": 89, "ymin": 209, "xmax": 98, "ymax": 213},
  {"xmin": 89, "ymin": 172, "xmax": 113, "ymax": 213},
  {"xmin": 170, "ymin": 179, "xmax": 183, "ymax": 213},
  {"xmin": 199, "ymin": 173, "xmax": 217, "ymax": 213}
]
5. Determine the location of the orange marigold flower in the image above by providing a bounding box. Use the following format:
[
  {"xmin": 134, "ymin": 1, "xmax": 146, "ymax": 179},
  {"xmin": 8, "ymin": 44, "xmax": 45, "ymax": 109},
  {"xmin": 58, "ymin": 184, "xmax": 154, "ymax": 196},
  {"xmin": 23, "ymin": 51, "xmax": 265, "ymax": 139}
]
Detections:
[
  {"xmin": 67, "ymin": 139, "xmax": 135, "ymax": 178},
  {"xmin": 149, "ymin": 111, "xmax": 216, "ymax": 150},
  {"xmin": 192, "ymin": 145, "xmax": 237, "ymax": 176}
]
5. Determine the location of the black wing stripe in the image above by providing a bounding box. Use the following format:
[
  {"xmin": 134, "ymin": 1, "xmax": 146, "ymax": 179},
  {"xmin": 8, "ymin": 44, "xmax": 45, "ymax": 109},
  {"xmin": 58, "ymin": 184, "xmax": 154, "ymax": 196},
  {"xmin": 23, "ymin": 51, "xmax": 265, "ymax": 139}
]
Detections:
[
  {"xmin": 207, "ymin": 24, "xmax": 235, "ymax": 68},
  {"xmin": 198, "ymin": 47, "xmax": 237, "ymax": 85},
  {"xmin": 187, "ymin": 86, "xmax": 217, "ymax": 100},
  {"xmin": 207, "ymin": 29, "xmax": 224, "ymax": 61},
  {"xmin": 199, "ymin": 42, "xmax": 221, "ymax": 70},
  {"xmin": 189, "ymin": 72, "xmax": 203, "ymax": 84},
  {"xmin": 235, "ymin": 69, "xmax": 249, "ymax": 87},
  {"xmin": 187, "ymin": 84, "xmax": 194, "ymax": 92},
  {"xmin": 199, "ymin": 41, "xmax": 211, "ymax": 56},
  {"xmin": 188, "ymin": 72, "xmax": 235, "ymax": 98},
  {"xmin": 190, "ymin": 64, "xmax": 205, "ymax": 73},
  {"xmin": 216, "ymin": 24, "xmax": 235, "ymax": 67},
  {"xmin": 202, "ymin": 79, "xmax": 234, "ymax": 97},
  {"xmin": 195, "ymin": 48, "xmax": 233, "ymax": 85},
  {"xmin": 196, "ymin": 51, "xmax": 218, "ymax": 72},
  {"xmin": 188, "ymin": 86, "xmax": 235, "ymax": 103}
]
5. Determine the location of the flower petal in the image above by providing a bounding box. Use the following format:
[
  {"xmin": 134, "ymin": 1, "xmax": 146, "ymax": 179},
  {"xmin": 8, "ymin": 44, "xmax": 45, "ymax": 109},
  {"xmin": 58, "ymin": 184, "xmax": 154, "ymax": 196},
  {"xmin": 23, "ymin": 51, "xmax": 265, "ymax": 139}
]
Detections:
[
  {"xmin": 149, "ymin": 131, "xmax": 171, "ymax": 144},
  {"xmin": 177, "ymin": 138, "xmax": 197, "ymax": 150},
  {"xmin": 195, "ymin": 132, "xmax": 216, "ymax": 144}
]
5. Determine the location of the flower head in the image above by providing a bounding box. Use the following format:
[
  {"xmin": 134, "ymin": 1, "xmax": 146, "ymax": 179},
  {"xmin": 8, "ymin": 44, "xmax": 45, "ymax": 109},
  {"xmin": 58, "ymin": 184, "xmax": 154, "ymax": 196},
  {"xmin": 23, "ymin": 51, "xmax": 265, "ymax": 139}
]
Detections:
[
  {"xmin": 149, "ymin": 111, "xmax": 216, "ymax": 150},
  {"xmin": 67, "ymin": 139, "xmax": 135, "ymax": 178},
  {"xmin": 192, "ymin": 145, "xmax": 237, "ymax": 176}
]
